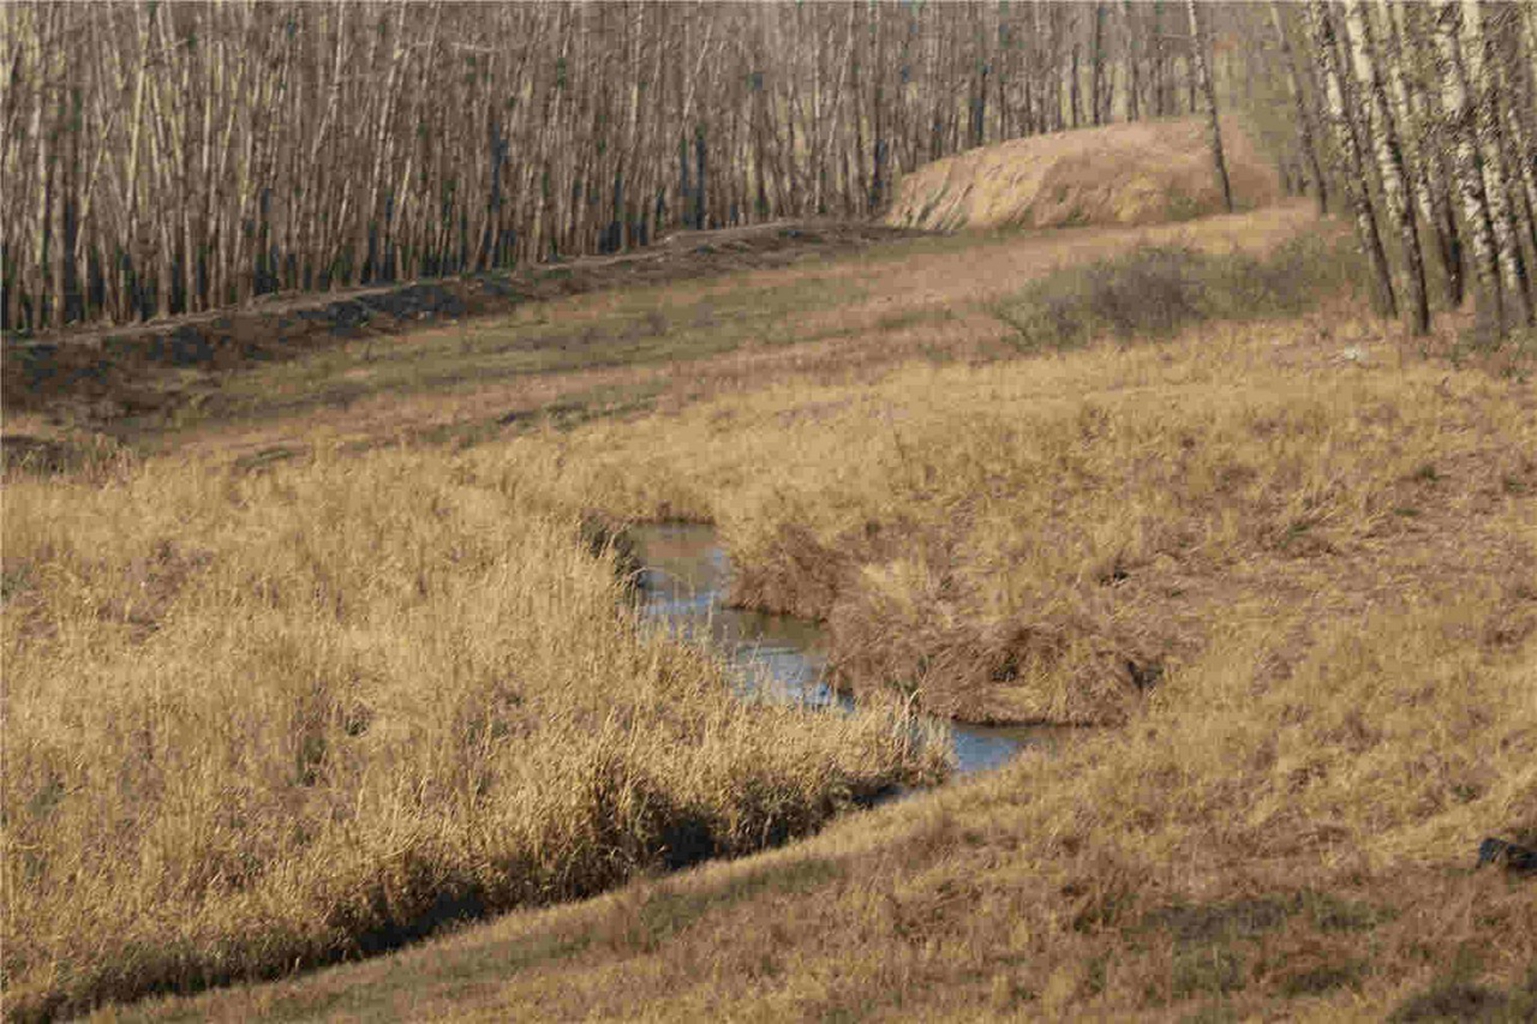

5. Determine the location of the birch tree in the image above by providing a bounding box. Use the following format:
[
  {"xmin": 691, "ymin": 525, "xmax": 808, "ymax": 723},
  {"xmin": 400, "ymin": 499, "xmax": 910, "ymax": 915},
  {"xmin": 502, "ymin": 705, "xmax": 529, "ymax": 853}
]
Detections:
[
  {"xmin": 1270, "ymin": 1, "xmax": 1329, "ymax": 215},
  {"xmin": 0, "ymin": 1, "xmax": 1305, "ymax": 334},
  {"xmin": 1466, "ymin": 0, "xmax": 1534, "ymax": 325},
  {"xmin": 1343, "ymin": 0, "xmax": 1429, "ymax": 334},
  {"xmin": 1431, "ymin": 0, "xmax": 1507, "ymax": 336},
  {"xmin": 1188, "ymin": 0, "xmax": 1233, "ymax": 213},
  {"xmin": 1385, "ymin": 1, "xmax": 1465, "ymax": 308},
  {"xmin": 1307, "ymin": 0, "xmax": 1397, "ymax": 318}
]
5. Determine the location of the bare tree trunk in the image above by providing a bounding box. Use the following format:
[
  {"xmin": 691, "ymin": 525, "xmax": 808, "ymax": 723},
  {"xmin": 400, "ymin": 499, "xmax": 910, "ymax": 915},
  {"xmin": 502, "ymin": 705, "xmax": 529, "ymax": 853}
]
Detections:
[
  {"xmin": 1124, "ymin": 1, "xmax": 1141, "ymax": 122},
  {"xmin": 1468, "ymin": 0, "xmax": 1534, "ymax": 325},
  {"xmin": 1432, "ymin": 0, "xmax": 1506, "ymax": 336},
  {"xmin": 1498, "ymin": 6, "xmax": 1537, "ymax": 257},
  {"xmin": 1308, "ymin": 0, "xmax": 1398, "ymax": 319},
  {"xmin": 1090, "ymin": 2, "xmax": 1106, "ymax": 126},
  {"xmin": 1388, "ymin": 1, "xmax": 1465, "ymax": 308},
  {"xmin": 1271, "ymin": 1, "xmax": 1329, "ymax": 215},
  {"xmin": 1344, "ymin": 0, "xmax": 1429, "ymax": 334},
  {"xmin": 1188, "ymin": 0, "xmax": 1233, "ymax": 213},
  {"xmin": 12, "ymin": 1, "xmax": 1421, "ymax": 331}
]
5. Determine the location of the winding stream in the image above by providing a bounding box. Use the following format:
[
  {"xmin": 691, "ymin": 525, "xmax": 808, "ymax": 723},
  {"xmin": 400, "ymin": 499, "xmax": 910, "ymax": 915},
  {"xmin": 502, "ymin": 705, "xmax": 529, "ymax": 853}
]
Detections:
[{"xmin": 632, "ymin": 523, "xmax": 1056, "ymax": 775}]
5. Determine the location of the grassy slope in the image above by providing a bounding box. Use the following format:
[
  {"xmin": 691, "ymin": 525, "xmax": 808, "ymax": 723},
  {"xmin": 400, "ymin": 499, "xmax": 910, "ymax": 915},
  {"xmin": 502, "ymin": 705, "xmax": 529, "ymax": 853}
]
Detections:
[
  {"xmin": 10, "ymin": 202, "xmax": 1536, "ymax": 1020},
  {"xmin": 14, "ymin": 203, "xmax": 1313, "ymax": 468}
]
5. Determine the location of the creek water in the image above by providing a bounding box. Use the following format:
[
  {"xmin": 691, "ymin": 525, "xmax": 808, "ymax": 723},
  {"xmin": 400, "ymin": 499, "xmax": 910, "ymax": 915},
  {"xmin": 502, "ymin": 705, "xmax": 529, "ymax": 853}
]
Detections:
[{"xmin": 632, "ymin": 522, "xmax": 1054, "ymax": 775}]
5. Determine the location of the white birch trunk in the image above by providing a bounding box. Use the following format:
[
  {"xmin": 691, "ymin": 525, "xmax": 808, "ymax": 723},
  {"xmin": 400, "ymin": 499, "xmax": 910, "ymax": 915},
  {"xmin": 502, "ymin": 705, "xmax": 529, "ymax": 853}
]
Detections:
[
  {"xmin": 1431, "ymin": 0, "xmax": 1505, "ymax": 336},
  {"xmin": 1463, "ymin": 0, "xmax": 1533, "ymax": 326},
  {"xmin": 1187, "ymin": 0, "xmax": 1233, "ymax": 213},
  {"xmin": 1344, "ymin": 0, "xmax": 1429, "ymax": 334},
  {"xmin": 1383, "ymin": 0, "xmax": 1465, "ymax": 308},
  {"xmin": 1307, "ymin": 0, "xmax": 1398, "ymax": 319},
  {"xmin": 1271, "ymin": 1, "xmax": 1329, "ymax": 215}
]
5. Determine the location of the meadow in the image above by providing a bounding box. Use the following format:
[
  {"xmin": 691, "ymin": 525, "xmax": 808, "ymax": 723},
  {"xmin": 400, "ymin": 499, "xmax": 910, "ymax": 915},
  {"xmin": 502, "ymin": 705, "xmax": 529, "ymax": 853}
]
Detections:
[{"xmin": 6, "ymin": 201, "xmax": 1536, "ymax": 1019}]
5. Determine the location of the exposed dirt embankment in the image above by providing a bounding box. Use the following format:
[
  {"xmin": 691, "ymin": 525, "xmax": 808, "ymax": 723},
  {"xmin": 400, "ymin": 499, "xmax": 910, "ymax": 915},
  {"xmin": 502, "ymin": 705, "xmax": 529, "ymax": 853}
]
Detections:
[
  {"xmin": 884, "ymin": 117, "xmax": 1280, "ymax": 232},
  {"xmin": 2, "ymin": 222, "xmax": 923, "ymax": 425}
]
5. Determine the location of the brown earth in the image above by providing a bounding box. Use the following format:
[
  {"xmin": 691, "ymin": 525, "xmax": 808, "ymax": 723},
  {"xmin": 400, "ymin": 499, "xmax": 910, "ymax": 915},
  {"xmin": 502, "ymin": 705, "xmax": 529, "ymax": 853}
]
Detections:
[{"xmin": 884, "ymin": 117, "xmax": 1281, "ymax": 232}]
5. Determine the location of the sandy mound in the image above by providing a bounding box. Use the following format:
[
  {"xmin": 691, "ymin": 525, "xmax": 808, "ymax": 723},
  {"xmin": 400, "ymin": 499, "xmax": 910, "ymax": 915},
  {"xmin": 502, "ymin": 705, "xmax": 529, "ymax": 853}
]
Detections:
[{"xmin": 883, "ymin": 117, "xmax": 1280, "ymax": 232}]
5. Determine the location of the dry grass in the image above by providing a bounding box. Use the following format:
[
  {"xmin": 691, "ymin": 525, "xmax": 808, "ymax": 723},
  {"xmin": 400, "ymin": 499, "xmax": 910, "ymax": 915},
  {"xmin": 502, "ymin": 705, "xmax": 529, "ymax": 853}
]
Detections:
[
  {"xmin": 429, "ymin": 243, "xmax": 1534, "ymax": 727},
  {"xmin": 1, "ymin": 447, "xmax": 944, "ymax": 1020},
  {"xmin": 884, "ymin": 117, "xmax": 1280, "ymax": 232},
  {"xmin": 9, "ymin": 199, "xmax": 1537, "ymax": 1020},
  {"xmin": 49, "ymin": 202, "xmax": 1316, "ymax": 471},
  {"xmin": 122, "ymin": 598, "xmax": 1537, "ymax": 1021}
]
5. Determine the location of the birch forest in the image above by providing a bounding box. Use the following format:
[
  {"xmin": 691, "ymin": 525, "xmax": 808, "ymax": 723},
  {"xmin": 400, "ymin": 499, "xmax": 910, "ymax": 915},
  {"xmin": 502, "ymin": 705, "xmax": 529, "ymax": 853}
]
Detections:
[{"xmin": 3, "ymin": 1, "xmax": 1536, "ymax": 343}]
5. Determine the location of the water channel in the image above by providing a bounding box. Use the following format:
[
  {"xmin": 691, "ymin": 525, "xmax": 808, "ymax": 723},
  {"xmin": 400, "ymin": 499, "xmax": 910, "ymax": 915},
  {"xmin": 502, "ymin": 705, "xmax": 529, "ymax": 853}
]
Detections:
[{"xmin": 632, "ymin": 522, "xmax": 1055, "ymax": 775}]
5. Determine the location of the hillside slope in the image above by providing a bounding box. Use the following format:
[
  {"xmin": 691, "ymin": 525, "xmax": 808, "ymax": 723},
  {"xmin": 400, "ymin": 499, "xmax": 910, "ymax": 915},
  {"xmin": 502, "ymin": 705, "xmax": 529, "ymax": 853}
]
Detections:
[{"xmin": 884, "ymin": 117, "xmax": 1280, "ymax": 232}]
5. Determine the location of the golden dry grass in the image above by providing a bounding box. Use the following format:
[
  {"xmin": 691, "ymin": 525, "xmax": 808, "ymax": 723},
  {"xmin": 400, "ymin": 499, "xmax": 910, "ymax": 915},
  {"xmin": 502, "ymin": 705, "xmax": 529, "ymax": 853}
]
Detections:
[
  {"xmin": 1, "ymin": 448, "xmax": 944, "ymax": 1020},
  {"xmin": 8, "ymin": 200, "xmax": 1536, "ymax": 1020},
  {"xmin": 435, "ymin": 296, "xmax": 1536, "ymax": 727},
  {"xmin": 119, "ymin": 598, "xmax": 1537, "ymax": 1022}
]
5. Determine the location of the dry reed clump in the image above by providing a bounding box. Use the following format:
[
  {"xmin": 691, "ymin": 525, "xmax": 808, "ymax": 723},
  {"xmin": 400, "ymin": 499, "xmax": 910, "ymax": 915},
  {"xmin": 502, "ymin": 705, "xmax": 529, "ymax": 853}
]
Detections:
[{"xmin": 0, "ymin": 447, "xmax": 944, "ymax": 1020}]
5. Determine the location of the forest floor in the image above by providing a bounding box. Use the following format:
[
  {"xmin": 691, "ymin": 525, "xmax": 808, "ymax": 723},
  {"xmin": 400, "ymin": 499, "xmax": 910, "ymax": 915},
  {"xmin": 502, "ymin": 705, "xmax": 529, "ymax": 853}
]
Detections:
[{"xmin": 7, "ymin": 201, "xmax": 1537, "ymax": 1021}]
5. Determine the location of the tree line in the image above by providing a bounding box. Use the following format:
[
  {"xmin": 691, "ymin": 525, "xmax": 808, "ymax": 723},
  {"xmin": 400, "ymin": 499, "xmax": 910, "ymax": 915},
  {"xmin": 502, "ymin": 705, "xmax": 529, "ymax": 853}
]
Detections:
[
  {"xmin": 0, "ymin": 1, "xmax": 1254, "ymax": 333},
  {"xmin": 2, "ymin": 2, "xmax": 1534, "ymax": 343},
  {"xmin": 1277, "ymin": 0, "xmax": 1537, "ymax": 339}
]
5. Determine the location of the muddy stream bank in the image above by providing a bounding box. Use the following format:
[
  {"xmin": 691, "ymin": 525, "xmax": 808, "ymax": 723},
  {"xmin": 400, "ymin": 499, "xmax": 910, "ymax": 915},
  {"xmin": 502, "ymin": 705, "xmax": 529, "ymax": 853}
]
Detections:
[{"xmin": 633, "ymin": 523, "xmax": 1060, "ymax": 776}]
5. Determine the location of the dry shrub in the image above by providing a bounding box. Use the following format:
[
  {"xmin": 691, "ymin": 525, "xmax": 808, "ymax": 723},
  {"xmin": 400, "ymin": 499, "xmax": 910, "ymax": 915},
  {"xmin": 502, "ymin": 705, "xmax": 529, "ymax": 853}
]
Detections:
[
  {"xmin": 0, "ymin": 447, "xmax": 943, "ymax": 1019},
  {"xmin": 991, "ymin": 233, "xmax": 1367, "ymax": 353}
]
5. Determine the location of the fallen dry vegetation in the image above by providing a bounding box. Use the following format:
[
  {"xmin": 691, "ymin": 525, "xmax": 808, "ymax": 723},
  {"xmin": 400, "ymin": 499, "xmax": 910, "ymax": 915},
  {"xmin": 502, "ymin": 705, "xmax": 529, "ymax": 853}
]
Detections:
[
  {"xmin": 433, "ymin": 233, "xmax": 1534, "ymax": 728},
  {"xmin": 7, "ymin": 202, "xmax": 1536, "ymax": 1020},
  {"xmin": 130, "ymin": 602, "xmax": 1537, "ymax": 1021}
]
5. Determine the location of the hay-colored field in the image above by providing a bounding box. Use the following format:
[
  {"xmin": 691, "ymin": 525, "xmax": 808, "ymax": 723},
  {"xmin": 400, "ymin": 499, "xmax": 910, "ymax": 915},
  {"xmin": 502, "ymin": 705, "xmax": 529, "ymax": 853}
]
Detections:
[
  {"xmin": 7, "ymin": 199, "xmax": 1537, "ymax": 1021},
  {"xmin": 884, "ymin": 117, "xmax": 1280, "ymax": 232}
]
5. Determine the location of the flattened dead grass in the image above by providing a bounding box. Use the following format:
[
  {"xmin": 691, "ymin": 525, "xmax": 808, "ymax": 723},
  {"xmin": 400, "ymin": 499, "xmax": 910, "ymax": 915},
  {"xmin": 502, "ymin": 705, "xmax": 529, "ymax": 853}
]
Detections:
[{"xmin": 73, "ymin": 203, "xmax": 1317, "ymax": 470}]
